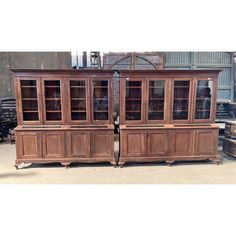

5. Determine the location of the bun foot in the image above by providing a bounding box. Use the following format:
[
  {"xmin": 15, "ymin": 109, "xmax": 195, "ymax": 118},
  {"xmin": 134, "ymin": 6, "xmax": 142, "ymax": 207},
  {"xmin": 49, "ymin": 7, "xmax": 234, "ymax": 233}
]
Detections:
[
  {"xmin": 110, "ymin": 161, "xmax": 118, "ymax": 168},
  {"xmin": 61, "ymin": 162, "xmax": 71, "ymax": 168},
  {"xmin": 210, "ymin": 158, "xmax": 221, "ymax": 165},
  {"xmin": 118, "ymin": 162, "xmax": 125, "ymax": 168},
  {"xmin": 166, "ymin": 160, "xmax": 174, "ymax": 167}
]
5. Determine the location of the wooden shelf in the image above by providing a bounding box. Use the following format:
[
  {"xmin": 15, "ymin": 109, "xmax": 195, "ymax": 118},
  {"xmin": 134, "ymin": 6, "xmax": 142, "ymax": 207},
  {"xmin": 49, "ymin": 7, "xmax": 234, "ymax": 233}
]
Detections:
[
  {"xmin": 21, "ymin": 86, "xmax": 37, "ymax": 88},
  {"xmin": 46, "ymin": 98, "xmax": 61, "ymax": 101},
  {"xmin": 148, "ymin": 110, "xmax": 164, "ymax": 112},
  {"xmin": 45, "ymin": 86, "xmax": 60, "ymax": 88},
  {"xmin": 126, "ymin": 98, "xmax": 142, "ymax": 101},
  {"xmin": 149, "ymin": 98, "xmax": 164, "ymax": 100},
  {"xmin": 173, "ymin": 110, "xmax": 188, "ymax": 112},
  {"xmin": 71, "ymin": 110, "xmax": 86, "ymax": 112},
  {"xmin": 195, "ymin": 109, "xmax": 210, "ymax": 112},
  {"xmin": 46, "ymin": 110, "xmax": 61, "ymax": 113},
  {"xmin": 149, "ymin": 86, "xmax": 164, "ymax": 88},
  {"xmin": 93, "ymin": 86, "xmax": 108, "ymax": 88},
  {"xmin": 126, "ymin": 86, "xmax": 142, "ymax": 89},
  {"xmin": 71, "ymin": 98, "xmax": 86, "ymax": 100},
  {"xmin": 94, "ymin": 110, "xmax": 108, "ymax": 112},
  {"xmin": 45, "ymin": 97, "xmax": 61, "ymax": 99},
  {"xmin": 23, "ymin": 110, "xmax": 38, "ymax": 113},
  {"xmin": 174, "ymin": 86, "xmax": 189, "ymax": 88},
  {"xmin": 22, "ymin": 98, "xmax": 37, "ymax": 100},
  {"xmin": 70, "ymin": 86, "xmax": 86, "ymax": 88},
  {"xmin": 93, "ymin": 98, "xmax": 107, "ymax": 100},
  {"xmin": 174, "ymin": 98, "xmax": 189, "ymax": 100},
  {"xmin": 126, "ymin": 111, "xmax": 141, "ymax": 113},
  {"xmin": 196, "ymin": 98, "xmax": 211, "ymax": 100}
]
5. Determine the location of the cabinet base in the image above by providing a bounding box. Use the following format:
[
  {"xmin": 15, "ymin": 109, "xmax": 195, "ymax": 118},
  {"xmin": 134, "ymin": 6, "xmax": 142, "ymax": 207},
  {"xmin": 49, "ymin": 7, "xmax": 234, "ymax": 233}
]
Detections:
[
  {"xmin": 118, "ymin": 155, "xmax": 221, "ymax": 167},
  {"xmin": 14, "ymin": 158, "xmax": 117, "ymax": 169}
]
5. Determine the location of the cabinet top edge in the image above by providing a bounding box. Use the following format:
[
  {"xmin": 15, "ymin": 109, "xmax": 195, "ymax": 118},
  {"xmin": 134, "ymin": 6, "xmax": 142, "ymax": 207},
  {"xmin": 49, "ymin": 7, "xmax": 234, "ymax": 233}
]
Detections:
[{"xmin": 11, "ymin": 69, "xmax": 222, "ymax": 77}]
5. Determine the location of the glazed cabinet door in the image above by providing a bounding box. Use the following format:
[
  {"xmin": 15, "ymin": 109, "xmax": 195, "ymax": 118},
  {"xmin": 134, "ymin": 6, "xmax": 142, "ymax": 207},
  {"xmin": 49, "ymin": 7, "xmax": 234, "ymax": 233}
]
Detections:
[
  {"xmin": 171, "ymin": 79, "xmax": 192, "ymax": 123},
  {"xmin": 146, "ymin": 79, "xmax": 168, "ymax": 123},
  {"xmin": 147, "ymin": 130, "xmax": 168, "ymax": 156},
  {"xmin": 195, "ymin": 129, "xmax": 218, "ymax": 155},
  {"xmin": 121, "ymin": 78, "xmax": 145, "ymax": 124},
  {"xmin": 91, "ymin": 131, "xmax": 113, "ymax": 158},
  {"xmin": 16, "ymin": 132, "xmax": 42, "ymax": 159},
  {"xmin": 121, "ymin": 131, "xmax": 146, "ymax": 157},
  {"xmin": 67, "ymin": 131, "xmax": 90, "ymax": 158},
  {"xmin": 42, "ymin": 132, "xmax": 66, "ymax": 159},
  {"xmin": 170, "ymin": 130, "xmax": 194, "ymax": 156},
  {"xmin": 16, "ymin": 78, "xmax": 42, "ymax": 125},
  {"xmin": 68, "ymin": 79, "xmax": 90, "ymax": 123},
  {"xmin": 42, "ymin": 78, "xmax": 65, "ymax": 124},
  {"xmin": 193, "ymin": 78, "xmax": 216, "ymax": 123},
  {"xmin": 91, "ymin": 78, "xmax": 112, "ymax": 124}
]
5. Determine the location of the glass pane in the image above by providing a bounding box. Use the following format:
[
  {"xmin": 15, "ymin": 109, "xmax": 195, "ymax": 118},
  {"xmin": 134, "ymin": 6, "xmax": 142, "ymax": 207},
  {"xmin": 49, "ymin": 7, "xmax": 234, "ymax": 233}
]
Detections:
[
  {"xmin": 125, "ymin": 81, "xmax": 142, "ymax": 120},
  {"xmin": 21, "ymin": 80, "xmax": 36, "ymax": 86},
  {"xmin": 46, "ymin": 100, "xmax": 61, "ymax": 111},
  {"xmin": 20, "ymin": 80, "xmax": 39, "ymax": 121},
  {"xmin": 173, "ymin": 81, "xmax": 190, "ymax": 120},
  {"xmin": 93, "ymin": 80, "xmax": 109, "ymax": 121},
  {"xmin": 71, "ymin": 112, "xmax": 86, "ymax": 120},
  {"xmin": 70, "ymin": 81, "xmax": 85, "ymax": 86},
  {"xmin": 23, "ymin": 112, "xmax": 38, "ymax": 121},
  {"xmin": 70, "ymin": 80, "xmax": 87, "ymax": 120},
  {"xmin": 46, "ymin": 112, "xmax": 61, "ymax": 121},
  {"xmin": 148, "ymin": 80, "xmax": 165, "ymax": 120},
  {"xmin": 45, "ymin": 80, "xmax": 61, "ymax": 121},
  {"xmin": 195, "ymin": 80, "xmax": 212, "ymax": 119}
]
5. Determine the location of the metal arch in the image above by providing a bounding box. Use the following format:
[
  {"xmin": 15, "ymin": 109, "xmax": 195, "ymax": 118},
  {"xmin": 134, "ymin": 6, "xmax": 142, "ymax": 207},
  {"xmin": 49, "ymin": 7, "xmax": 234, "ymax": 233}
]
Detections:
[
  {"xmin": 109, "ymin": 54, "xmax": 158, "ymax": 70},
  {"xmin": 109, "ymin": 55, "xmax": 131, "ymax": 69},
  {"xmin": 135, "ymin": 55, "xmax": 158, "ymax": 70}
]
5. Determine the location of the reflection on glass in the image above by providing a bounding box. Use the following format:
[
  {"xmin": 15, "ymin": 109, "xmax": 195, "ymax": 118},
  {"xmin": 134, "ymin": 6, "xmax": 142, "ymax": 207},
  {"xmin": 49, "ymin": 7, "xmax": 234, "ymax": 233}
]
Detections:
[
  {"xmin": 173, "ymin": 81, "xmax": 190, "ymax": 120},
  {"xmin": 125, "ymin": 81, "xmax": 142, "ymax": 120},
  {"xmin": 20, "ymin": 80, "xmax": 39, "ymax": 121},
  {"xmin": 70, "ymin": 80, "xmax": 86, "ymax": 120},
  {"xmin": 45, "ymin": 80, "xmax": 61, "ymax": 121},
  {"xmin": 93, "ymin": 80, "xmax": 108, "ymax": 120},
  {"xmin": 195, "ymin": 80, "xmax": 212, "ymax": 119},
  {"xmin": 148, "ymin": 80, "xmax": 165, "ymax": 120}
]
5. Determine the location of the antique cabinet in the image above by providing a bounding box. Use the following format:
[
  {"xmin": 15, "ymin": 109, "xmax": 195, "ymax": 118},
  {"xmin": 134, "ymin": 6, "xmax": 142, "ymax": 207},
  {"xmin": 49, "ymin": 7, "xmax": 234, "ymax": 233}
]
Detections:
[
  {"xmin": 119, "ymin": 70, "xmax": 220, "ymax": 166},
  {"xmin": 223, "ymin": 121, "xmax": 236, "ymax": 157},
  {"xmin": 13, "ymin": 69, "xmax": 115, "ymax": 168}
]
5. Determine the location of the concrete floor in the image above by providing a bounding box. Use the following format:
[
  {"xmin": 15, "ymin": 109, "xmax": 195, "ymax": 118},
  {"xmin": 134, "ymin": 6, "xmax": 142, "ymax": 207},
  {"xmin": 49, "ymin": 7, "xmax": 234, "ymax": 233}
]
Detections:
[{"xmin": 1, "ymin": 138, "xmax": 236, "ymax": 184}]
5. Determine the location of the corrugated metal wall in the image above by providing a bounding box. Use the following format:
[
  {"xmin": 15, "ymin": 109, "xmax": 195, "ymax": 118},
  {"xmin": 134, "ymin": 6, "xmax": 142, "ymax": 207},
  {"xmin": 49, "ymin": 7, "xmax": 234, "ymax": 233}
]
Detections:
[{"xmin": 164, "ymin": 52, "xmax": 234, "ymax": 101}]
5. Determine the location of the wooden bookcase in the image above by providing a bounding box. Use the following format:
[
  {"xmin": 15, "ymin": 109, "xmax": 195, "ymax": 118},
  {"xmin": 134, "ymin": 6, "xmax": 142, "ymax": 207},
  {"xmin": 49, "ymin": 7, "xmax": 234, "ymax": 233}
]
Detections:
[
  {"xmin": 13, "ymin": 69, "xmax": 115, "ymax": 168},
  {"xmin": 119, "ymin": 70, "xmax": 221, "ymax": 166}
]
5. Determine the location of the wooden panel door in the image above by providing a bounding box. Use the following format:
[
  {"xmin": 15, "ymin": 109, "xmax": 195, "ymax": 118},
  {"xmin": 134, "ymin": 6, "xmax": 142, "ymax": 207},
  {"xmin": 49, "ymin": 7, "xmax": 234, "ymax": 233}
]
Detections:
[
  {"xmin": 16, "ymin": 132, "xmax": 42, "ymax": 159},
  {"xmin": 91, "ymin": 131, "xmax": 113, "ymax": 158},
  {"xmin": 170, "ymin": 130, "xmax": 194, "ymax": 156},
  {"xmin": 67, "ymin": 131, "xmax": 90, "ymax": 158},
  {"xmin": 42, "ymin": 132, "xmax": 66, "ymax": 159},
  {"xmin": 147, "ymin": 130, "xmax": 168, "ymax": 156},
  {"xmin": 195, "ymin": 129, "xmax": 218, "ymax": 155},
  {"xmin": 121, "ymin": 131, "xmax": 146, "ymax": 157}
]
